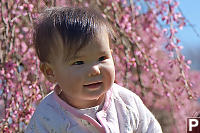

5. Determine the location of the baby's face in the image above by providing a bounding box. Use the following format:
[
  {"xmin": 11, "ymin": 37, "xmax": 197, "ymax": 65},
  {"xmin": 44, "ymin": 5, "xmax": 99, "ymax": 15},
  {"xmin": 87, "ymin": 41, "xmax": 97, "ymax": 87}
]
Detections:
[{"xmin": 51, "ymin": 29, "xmax": 115, "ymax": 108}]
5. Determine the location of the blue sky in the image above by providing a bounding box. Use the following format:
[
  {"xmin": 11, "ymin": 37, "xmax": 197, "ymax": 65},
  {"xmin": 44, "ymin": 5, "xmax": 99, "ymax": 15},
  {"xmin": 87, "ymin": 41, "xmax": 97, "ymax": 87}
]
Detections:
[
  {"xmin": 177, "ymin": 0, "xmax": 200, "ymax": 46},
  {"xmin": 176, "ymin": 0, "xmax": 200, "ymax": 70}
]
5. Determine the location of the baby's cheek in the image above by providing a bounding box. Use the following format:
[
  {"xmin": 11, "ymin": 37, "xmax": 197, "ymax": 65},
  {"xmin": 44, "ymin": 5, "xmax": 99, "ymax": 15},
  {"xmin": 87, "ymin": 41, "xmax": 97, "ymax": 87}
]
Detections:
[
  {"xmin": 104, "ymin": 64, "xmax": 115, "ymax": 83},
  {"xmin": 108, "ymin": 62, "xmax": 115, "ymax": 75},
  {"xmin": 67, "ymin": 70, "xmax": 85, "ymax": 84}
]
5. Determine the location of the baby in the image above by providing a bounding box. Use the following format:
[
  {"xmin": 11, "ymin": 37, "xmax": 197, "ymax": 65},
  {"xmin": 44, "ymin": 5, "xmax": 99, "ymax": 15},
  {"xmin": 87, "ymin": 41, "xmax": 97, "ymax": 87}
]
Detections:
[{"xmin": 25, "ymin": 6, "xmax": 162, "ymax": 133}]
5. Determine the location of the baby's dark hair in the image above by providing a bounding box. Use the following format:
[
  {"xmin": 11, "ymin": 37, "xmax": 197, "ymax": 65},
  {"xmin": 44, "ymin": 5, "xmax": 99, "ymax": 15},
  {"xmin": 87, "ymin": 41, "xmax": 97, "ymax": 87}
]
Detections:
[{"xmin": 33, "ymin": 6, "xmax": 115, "ymax": 64}]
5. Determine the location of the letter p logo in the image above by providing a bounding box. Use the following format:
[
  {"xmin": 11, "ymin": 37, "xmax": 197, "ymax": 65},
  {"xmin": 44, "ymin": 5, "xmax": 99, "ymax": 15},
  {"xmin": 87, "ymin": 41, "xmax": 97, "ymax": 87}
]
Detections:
[
  {"xmin": 187, "ymin": 117, "xmax": 200, "ymax": 133},
  {"xmin": 189, "ymin": 119, "xmax": 199, "ymax": 131}
]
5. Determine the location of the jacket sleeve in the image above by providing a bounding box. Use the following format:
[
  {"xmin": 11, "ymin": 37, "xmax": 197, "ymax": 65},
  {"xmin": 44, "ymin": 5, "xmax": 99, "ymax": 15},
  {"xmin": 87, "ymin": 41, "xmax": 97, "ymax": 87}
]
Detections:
[
  {"xmin": 25, "ymin": 111, "xmax": 49, "ymax": 133},
  {"xmin": 24, "ymin": 102, "xmax": 65, "ymax": 133},
  {"xmin": 133, "ymin": 94, "xmax": 163, "ymax": 133}
]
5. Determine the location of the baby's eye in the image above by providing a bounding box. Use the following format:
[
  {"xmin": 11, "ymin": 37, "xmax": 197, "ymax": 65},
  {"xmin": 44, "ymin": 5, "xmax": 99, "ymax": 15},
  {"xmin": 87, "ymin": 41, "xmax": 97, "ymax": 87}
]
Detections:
[
  {"xmin": 98, "ymin": 56, "xmax": 107, "ymax": 62},
  {"xmin": 72, "ymin": 61, "xmax": 84, "ymax": 65}
]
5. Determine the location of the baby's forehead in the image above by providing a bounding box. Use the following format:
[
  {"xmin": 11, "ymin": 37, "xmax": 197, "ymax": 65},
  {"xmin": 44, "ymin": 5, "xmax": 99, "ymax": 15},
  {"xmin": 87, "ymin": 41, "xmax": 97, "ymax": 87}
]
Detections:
[{"xmin": 61, "ymin": 28, "xmax": 109, "ymax": 56}]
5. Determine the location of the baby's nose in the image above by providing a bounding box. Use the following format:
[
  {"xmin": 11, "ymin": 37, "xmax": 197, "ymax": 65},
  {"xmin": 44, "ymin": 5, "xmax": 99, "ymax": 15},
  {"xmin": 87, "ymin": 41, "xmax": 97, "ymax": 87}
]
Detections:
[{"xmin": 88, "ymin": 64, "xmax": 100, "ymax": 77}]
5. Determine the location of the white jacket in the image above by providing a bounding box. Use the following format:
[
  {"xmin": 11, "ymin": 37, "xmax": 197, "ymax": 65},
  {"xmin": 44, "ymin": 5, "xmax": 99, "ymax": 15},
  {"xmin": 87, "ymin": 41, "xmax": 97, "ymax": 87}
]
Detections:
[{"xmin": 25, "ymin": 83, "xmax": 162, "ymax": 133}]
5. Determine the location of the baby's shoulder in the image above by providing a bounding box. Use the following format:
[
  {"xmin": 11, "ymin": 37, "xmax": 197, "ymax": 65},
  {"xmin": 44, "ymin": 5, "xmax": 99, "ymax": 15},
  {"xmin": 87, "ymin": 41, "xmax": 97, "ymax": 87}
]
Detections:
[
  {"xmin": 36, "ymin": 91, "xmax": 58, "ymax": 112},
  {"xmin": 112, "ymin": 83, "xmax": 144, "ymax": 108},
  {"xmin": 26, "ymin": 92, "xmax": 69, "ymax": 132},
  {"xmin": 34, "ymin": 92, "xmax": 67, "ymax": 122},
  {"xmin": 113, "ymin": 83, "xmax": 140, "ymax": 101}
]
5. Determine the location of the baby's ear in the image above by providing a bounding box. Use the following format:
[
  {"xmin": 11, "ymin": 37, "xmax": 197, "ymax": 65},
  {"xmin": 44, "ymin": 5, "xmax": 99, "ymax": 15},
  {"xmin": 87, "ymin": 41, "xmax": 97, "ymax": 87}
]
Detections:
[{"xmin": 40, "ymin": 63, "xmax": 56, "ymax": 83}]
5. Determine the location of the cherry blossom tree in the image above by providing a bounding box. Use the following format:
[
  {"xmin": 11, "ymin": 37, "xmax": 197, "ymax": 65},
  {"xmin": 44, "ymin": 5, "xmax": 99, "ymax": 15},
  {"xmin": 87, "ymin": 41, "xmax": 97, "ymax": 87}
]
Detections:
[{"xmin": 0, "ymin": 0, "xmax": 199, "ymax": 132}]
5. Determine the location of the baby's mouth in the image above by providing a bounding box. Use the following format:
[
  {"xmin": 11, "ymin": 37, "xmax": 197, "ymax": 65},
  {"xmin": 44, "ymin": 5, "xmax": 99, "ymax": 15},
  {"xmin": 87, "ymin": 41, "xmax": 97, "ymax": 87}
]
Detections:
[{"xmin": 84, "ymin": 82, "xmax": 103, "ymax": 89}]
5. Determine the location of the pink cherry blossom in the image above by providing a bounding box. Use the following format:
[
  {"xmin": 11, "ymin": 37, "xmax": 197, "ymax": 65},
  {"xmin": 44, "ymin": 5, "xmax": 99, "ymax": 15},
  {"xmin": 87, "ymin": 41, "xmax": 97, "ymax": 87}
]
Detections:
[{"xmin": 0, "ymin": 0, "xmax": 199, "ymax": 132}]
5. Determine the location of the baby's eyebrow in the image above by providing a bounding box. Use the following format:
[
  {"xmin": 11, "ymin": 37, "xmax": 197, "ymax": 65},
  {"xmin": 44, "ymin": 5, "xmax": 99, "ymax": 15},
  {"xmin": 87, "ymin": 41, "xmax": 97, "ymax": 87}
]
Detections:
[
  {"xmin": 100, "ymin": 51, "xmax": 109, "ymax": 55},
  {"xmin": 98, "ymin": 51, "xmax": 111, "ymax": 56},
  {"xmin": 64, "ymin": 51, "xmax": 110, "ymax": 62},
  {"xmin": 72, "ymin": 55, "xmax": 85, "ymax": 60},
  {"xmin": 65, "ymin": 55, "xmax": 85, "ymax": 62}
]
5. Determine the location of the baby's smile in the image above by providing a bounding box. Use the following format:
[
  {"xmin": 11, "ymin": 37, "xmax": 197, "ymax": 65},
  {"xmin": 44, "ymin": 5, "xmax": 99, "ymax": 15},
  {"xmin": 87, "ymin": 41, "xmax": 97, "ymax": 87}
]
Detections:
[{"xmin": 83, "ymin": 81, "xmax": 103, "ymax": 89}]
